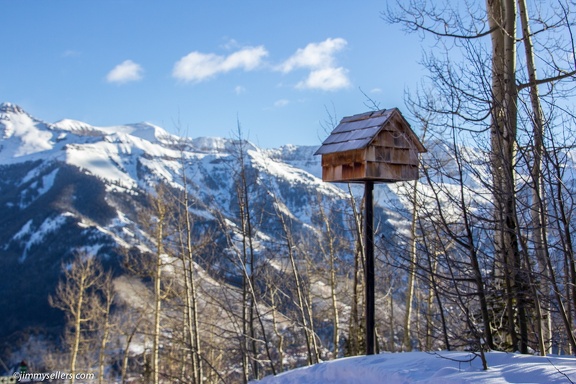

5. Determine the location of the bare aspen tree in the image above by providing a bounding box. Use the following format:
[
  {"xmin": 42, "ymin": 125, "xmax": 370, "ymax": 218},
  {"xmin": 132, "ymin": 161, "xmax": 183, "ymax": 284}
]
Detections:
[
  {"xmin": 97, "ymin": 270, "xmax": 114, "ymax": 384},
  {"xmin": 546, "ymin": 130, "xmax": 576, "ymax": 354},
  {"xmin": 49, "ymin": 251, "xmax": 105, "ymax": 384},
  {"xmin": 173, "ymin": 141, "xmax": 206, "ymax": 384},
  {"xmin": 264, "ymin": 272, "xmax": 286, "ymax": 373},
  {"xmin": 150, "ymin": 185, "xmax": 170, "ymax": 384},
  {"xmin": 315, "ymin": 194, "xmax": 342, "ymax": 357},
  {"xmin": 485, "ymin": 0, "xmax": 532, "ymax": 354},
  {"xmin": 273, "ymin": 200, "xmax": 317, "ymax": 365},
  {"xmin": 228, "ymin": 123, "xmax": 276, "ymax": 381},
  {"xmin": 303, "ymin": 260, "xmax": 321, "ymax": 360},
  {"xmin": 418, "ymin": 221, "xmax": 451, "ymax": 351},
  {"xmin": 402, "ymin": 180, "xmax": 419, "ymax": 352},
  {"xmin": 121, "ymin": 183, "xmax": 175, "ymax": 383},
  {"xmin": 345, "ymin": 184, "xmax": 365, "ymax": 356},
  {"xmin": 402, "ymin": 118, "xmax": 428, "ymax": 352},
  {"xmin": 120, "ymin": 309, "xmax": 145, "ymax": 384},
  {"xmin": 386, "ymin": 0, "xmax": 576, "ymax": 354},
  {"xmin": 517, "ymin": 0, "xmax": 549, "ymax": 354},
  {"xmin": 515, "ymin": 0, "xmax": 576, "ymax": 354},
  {"xmin": 232, "ymin": 131, "xmax": 258, "ymax": 381}
]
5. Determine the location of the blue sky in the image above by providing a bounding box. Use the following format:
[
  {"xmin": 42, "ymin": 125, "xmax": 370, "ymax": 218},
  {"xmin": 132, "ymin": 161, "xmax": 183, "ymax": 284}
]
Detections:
[{"xmin": 1, "ymin": 1, "xmax": 424, "ymax": 148}]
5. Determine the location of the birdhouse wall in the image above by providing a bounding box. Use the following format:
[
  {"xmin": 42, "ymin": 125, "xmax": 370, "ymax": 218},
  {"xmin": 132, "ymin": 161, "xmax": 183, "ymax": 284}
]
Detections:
[
  {"xmin": 366, "ymin": 162, "xmax": 418, "ymax": 181},
  {"xmin": 321, "ymin": 150, "xmax": 367, "ymax": 182},
  {"xmin": 367, "ymin": 146, "xmax": 419, "ymax": 165},
  {"xmin": 321, "ymin": 148, "xmax": 419, "ymax": 182}
]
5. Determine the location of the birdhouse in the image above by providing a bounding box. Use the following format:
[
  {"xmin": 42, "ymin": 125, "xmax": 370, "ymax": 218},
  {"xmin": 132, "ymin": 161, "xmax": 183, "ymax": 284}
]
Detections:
[{"xmin": 314, "ymin": 108, "xmax": 426, "ymax": 183}]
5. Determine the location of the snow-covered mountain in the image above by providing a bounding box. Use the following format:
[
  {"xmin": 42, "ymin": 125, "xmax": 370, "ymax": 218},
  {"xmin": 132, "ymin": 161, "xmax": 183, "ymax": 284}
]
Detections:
[{"xmin": 0, "ymin": 102, "xmax": 404, "ymax": 347}]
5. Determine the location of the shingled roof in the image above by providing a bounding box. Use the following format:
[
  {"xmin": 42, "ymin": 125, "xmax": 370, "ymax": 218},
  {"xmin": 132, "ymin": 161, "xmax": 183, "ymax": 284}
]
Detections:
[{"xmin": 314, "ymin": 108, "xmax": 425, "ymax": 155}]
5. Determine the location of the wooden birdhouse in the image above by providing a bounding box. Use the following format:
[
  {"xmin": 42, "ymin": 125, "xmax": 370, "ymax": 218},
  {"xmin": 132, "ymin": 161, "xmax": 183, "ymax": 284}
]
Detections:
[{"xmin": 315, "ymin": 108, "xmax": 426, "ymax": 183}]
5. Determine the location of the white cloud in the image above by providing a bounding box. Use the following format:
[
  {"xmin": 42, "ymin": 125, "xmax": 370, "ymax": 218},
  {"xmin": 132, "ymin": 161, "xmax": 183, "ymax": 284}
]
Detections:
[
  {"xmin": 224, "ymin": 48, "xmax": 267, "ymax": 71},
  {"xmin": 296, "ymin": 67, "xmax": 351, "ymax": 91},
  {"xmin": 172, "ymin": 52, "xmax": 222, "ymax": 82},
  {"xmin": 106, "ymin": 60, "xmax": 143, "ymax": 84},
  {"xmin": 278, "ymin": 38, "xmax": 347, "ymax": 73},
  {"xmin": 173, "ymin": 46, "xmax": 268, "ymax": 83},
  {"xmin": 234, "ymin": 85, "xmax": 246, "ymax": 95},
  {"xmin": 277, "ymin": 38, "xmax": 350, "ymax": 91}
]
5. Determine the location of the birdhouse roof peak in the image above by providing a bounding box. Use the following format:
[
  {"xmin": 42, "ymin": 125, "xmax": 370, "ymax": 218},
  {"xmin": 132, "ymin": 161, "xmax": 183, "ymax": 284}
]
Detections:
[
  {"xmin": 340, "ymin": 108, "xmax": 394, "ymax": 123},
  {"xmin": 314, "ymin": 108, "xmax": 425, "ymax": 155}
]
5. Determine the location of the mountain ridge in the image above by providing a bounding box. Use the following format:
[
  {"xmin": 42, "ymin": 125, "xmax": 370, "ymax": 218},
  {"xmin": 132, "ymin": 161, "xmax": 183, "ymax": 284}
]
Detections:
[{"xmin": 0, "ymin": 102, "xmax": 389, "ymax": 349}]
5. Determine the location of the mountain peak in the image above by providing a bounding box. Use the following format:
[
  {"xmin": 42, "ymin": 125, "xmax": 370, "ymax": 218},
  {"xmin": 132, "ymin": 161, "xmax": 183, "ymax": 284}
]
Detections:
[
  {"xmin": 0, "ymin": 103, "xmax": 55, "ymax": 160},
  {"xmin": 0, "ymin": 102, "xmax": 28, "ymax": 115}
]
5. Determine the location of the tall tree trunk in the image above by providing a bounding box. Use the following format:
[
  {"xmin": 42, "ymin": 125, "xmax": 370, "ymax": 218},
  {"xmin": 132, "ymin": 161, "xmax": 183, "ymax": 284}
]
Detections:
[
  {"xmin": 317, "ymin": 197, "xmax": 341, "ymax": 357},
  {"xmin": 232, "ymin": 130, "xmax": 276, "ymax": 379},
  {"xmin": 347, "ymin": 184, "xmax": 365, "ymax": 355},
  {"xmin": 177, "ymin": 157, "xmax": 204, "ymax": 383},
  {"xmin": 269, "ymin": 287, "xmax": 285, "ymax": 373},
  {"xmin": 403, "ymin": 180, "xmax": 419, "ymax": 352},
  {"xmin": 69, "ymin": 280, "xmax": 84, "ymax": 384},
  {"xmin": 451, "ymin": 132, "xmax": 495, "ymax": 351},
  {"xmin": 152, "ymin": 218, "xmax": 164, "ymax": 384},
  {"xmin": 487, "ymin": 0, "xmax": 529, "ymax": 353},
  {"xmin": 149, "ymin": 185, "xmax": 172, "ymax": 384},
  {"xmin": 517, "ymin": 0, "xmax": 550, "ymax": 355},
  {"xmin": 403, "ymin": 122, "xmax": 428, "ymax": 352},
  {"xmin": 275, "ymin": 206, "xmax": 316, "ymax": 365},
  {"xmin": 98, "ymin": 273, "xmax": 114, "ymax": 384},
  {"xmin": 422, "ymin": 245, "xmax": 444, "ymax": 350},
  {"xmin": 548, "ymin": 144, "xmax": 576, "ymax": 354}
]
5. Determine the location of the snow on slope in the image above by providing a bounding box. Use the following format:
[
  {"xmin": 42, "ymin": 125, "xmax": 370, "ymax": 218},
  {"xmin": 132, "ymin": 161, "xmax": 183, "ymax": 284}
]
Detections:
[
  {"xmin": 13, "ymin": 214, "xmax": 70, "ymax": 262},
  {"xmin": 264, "ymin": 144, "xmax": 322, "ymax": 178},
  {"xmin": 0, "ymin": 103, "xmax": 414, "ymax": 266},
  {"xmin": 0, "ymin": 102, "xmax": 351, "ymax": 238},
  {"xmin": 0, "ymin": 102, "xmax": 54, "ymax": 158},
  {"xmin": 253, "ymin": 351, "xmax": 576, "ymax": 384},
  {"xmin": 54, "ymin": 118, "xmax": 177, "ymax": 147},
  {"xmin": 1, "ymin": 103, "xmax": 323, "ymax": 193}
]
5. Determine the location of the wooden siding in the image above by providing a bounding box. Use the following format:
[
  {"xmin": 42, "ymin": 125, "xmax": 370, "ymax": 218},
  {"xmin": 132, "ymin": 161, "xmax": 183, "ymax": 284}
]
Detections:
[
  {"xmin": 316, "ymin": 108, "xmax": 425, "ymax": 183},
  {"xmin": 321, "ymin": 131, "xmax": 420, "ymax": 183}
]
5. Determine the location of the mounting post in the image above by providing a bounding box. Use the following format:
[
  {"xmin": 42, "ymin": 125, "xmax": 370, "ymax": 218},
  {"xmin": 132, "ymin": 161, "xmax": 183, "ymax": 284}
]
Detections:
[{"xmin": 364, "ymin": 180, "xmax": 375, "ymax": 355}]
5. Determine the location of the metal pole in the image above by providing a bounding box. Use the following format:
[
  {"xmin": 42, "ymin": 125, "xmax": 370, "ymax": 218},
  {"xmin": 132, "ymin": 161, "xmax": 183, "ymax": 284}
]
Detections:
[{"xmin": 364, "ymin": 180, "xmax": 375, "ymax": 355}]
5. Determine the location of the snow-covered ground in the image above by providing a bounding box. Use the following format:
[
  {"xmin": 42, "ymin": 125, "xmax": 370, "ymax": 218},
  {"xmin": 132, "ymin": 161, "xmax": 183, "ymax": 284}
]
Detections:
[{"xmin": 253, "ymin": 351, "xmax": 576, "ymax": 383}]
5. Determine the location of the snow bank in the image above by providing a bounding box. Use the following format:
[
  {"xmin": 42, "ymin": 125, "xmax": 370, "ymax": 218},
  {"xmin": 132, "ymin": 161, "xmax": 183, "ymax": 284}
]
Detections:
[{"xmin": 253, "ymin": 351, "xmax": 576, "ymax": 384}]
